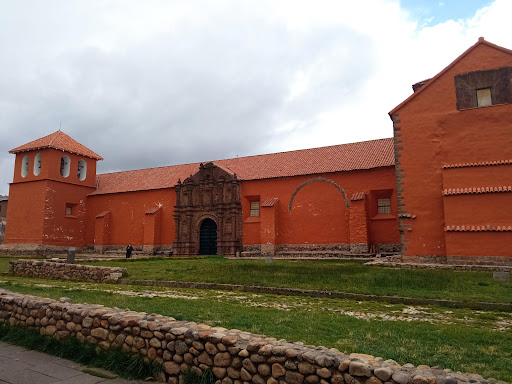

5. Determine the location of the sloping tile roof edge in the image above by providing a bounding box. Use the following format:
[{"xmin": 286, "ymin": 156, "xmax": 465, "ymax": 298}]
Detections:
[
  {"xmin": 9, "ymin": 131, "xmax": 103, "ymax": 160},
  {"xmin": 389, "ymin": 38, "xmax": 512, "ymax": 117},
  {"xmin": 88, "ymin": 166, "xmax": 394, "ymax": 197},
  {"xmin": 261, "ymin": 197, "xmax": 279, "ymax": 207}
]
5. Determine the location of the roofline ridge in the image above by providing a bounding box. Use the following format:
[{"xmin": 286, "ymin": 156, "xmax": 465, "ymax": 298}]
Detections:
[
  {"xmin": 389, "ymin": 38, "xmax": 512, "ymax": 116},
  {"xmin": 48, "ymin": 130, "xmax": 62, "ymax": 146},
  {"xmin": 207, "ymin": 137, "xmax": 394, "ymax": 163},
  {"xmin": 96, "ymin": 137, "xmax": 394, "ymax": 177}
]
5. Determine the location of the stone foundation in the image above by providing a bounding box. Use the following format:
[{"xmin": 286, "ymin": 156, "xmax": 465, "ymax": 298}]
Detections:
[
  {"xmin": 0, "ymin": 243, "xmax": 88, "ymax": 256},
  {"xmin": 241, "ymin": 244, "xmax": 402, "ymax": 258},
  {"xmin": 374, "ymin": 243, "xmax": 402, "ymax": 253},
  {"xmin": 349, "ymin": 243, "xmax": 368, "ymax": 253},
  {"xmin": 446, "ymin": 255, "xmax": 512, "ymax": 266},
  {"xmin": 0, "ymin": 289, "xmax": 497, "ymax": 384},
  {"xmin": 9, "ymin": 260, "xmax": 127, "ymax": 283},
  {"xmin": 275, "ymin": 244, "xmax": 351, "ymax": 253},
  {"xmin": 402, "ymin": 255, "xmax": 512, "ymax": 266}
]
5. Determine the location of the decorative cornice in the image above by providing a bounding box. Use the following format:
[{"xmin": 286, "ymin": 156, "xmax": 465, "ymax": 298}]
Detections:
[
  {"xmin": 443, "ymin": 186, "xmax": 512, "ymax": 195},
  {"xmin": 443, "ymin": 159, "xmax": 512, "ymax": 169},
  {"xmin": 445, "ymin": 225, "xmax": 512, "ymax": 232}
]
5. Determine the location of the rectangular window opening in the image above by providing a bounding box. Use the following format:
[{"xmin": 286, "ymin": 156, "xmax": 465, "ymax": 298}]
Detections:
[
  {"xmin": 377, "ymin": 198, "xmax": 391, "ymax": 214},
  {"xmin": 65, "ymin": 203, "xmax": 77, "ymax": 216},
  {"xmin": 250, "ymin": 201, "xmax": 260, "ymax": 217},
  {"xmin": 476, "ymin": 88, "xmax": 492, "ymax": 107}
]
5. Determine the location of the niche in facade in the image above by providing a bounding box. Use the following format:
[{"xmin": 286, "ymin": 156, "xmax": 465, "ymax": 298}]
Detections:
[
  {"xmin": 33, "ymin": 153, "xmax": 42, "ymax": 176},
  {"xmin": 77, "ymin": 159, "xmax": 87, "ymax": 181},
  {"xmin": 60, "ymin": 155, "xmax": 70, "ymax": 178},
  {"xmin": 21, "ymin": 155, "xmax": 29, "ymax": 178}
]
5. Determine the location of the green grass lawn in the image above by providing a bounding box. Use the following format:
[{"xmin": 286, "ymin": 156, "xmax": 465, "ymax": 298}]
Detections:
[
  {"xmin": 1, "ymin": 254, "xmax": 511, "ymax": 380},
  {"xmin": 79, "ymin": 256, "xmax": 512, "ymax": 304},
  {"xmin": 0, "ymin": 279, "xmax": 510, "ymax": 382}
]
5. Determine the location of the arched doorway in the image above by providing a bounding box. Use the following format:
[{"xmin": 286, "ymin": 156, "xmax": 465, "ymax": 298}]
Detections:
[{"xmin": 199, "ymin": 218, "xmax": 217, "ymax": 255}]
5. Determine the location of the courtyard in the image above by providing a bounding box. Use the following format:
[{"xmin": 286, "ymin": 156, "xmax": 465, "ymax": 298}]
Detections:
[{"xmin": 0, "ymin": 255, "xmax": 510, "ymax": 382}]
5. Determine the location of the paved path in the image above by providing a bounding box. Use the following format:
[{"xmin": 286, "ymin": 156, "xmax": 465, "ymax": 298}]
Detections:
[{"xmin": 0, "ymin": 341, "xmax": 149, "ymax": 384}]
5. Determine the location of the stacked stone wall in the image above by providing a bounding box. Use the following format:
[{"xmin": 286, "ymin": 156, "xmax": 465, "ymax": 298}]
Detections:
[
  {"xmin": 0, "ymin": 289, "xmax": 496, "ymax": 384},
  {"xmin": 9, "ymin": 259, "xmax": 127, "ymax": 283}
]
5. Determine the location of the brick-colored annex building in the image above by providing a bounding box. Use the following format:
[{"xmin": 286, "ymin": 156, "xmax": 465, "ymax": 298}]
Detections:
[
  {"xmin": 390, "ymin": 38, "xmax": 512, "ymax": 265},
  {"xmin": 3, "ymin": 38, "xmax": 512, "ymax": 264}
]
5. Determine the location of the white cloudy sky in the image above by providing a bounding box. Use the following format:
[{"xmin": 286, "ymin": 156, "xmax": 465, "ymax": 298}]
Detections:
[{"xmin": 0, "ymin": 0, "xmax": 510, "ymax": 195}]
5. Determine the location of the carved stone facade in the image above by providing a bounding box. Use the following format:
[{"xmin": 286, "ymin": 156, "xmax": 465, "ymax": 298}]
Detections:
[{"xmin": 173, "ymin": 162, "xmax": 242, "ymax": 257}]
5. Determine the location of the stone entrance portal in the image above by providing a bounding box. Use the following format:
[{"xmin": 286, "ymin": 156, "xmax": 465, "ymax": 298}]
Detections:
[
  {"xmin": 199, "ymin": 218, "xmax": 217, "ymax": 255},
  {"xmin": 173, "ymin": 162, "xmax": 242, "ymax": 257}
]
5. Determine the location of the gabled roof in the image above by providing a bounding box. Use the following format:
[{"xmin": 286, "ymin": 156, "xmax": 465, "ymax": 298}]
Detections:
[
  {"xmin": 9, "ymin": 131, "xmax": 103, "ymax": 160},
  {"xmin": 389, "ymin": 38, "xmax": 512, "ymax": 116},
  {"xmin": 91, "ymin": 138, "xmax": 395, "ymax": 195}
]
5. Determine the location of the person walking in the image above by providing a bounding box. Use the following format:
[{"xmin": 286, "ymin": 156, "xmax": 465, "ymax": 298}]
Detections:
[{"xmin": 126, "ymin": 243, "xmax": 134, "ymax": 258}]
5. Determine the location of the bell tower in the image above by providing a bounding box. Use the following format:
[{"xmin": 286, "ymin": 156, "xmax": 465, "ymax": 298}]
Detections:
[{"xmin": 4, "ymin": 131, "xmax": 103, "ymax": 250}]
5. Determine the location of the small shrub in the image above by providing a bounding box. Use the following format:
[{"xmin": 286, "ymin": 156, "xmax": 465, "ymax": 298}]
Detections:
[{"xmin": 183, "ymin": 369, "xmax": 215, "ymax": 384}]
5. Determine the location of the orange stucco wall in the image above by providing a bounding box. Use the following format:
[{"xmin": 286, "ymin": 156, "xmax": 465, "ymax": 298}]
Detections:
[
  {"xmin": 393, "ymin": 42, "xmax": 512, "ymax": 260},
  {"xmin": 4, "ymin": 181, "xmax": 47, "ymax": 244},
  {"xmin": 85, "ymin": 189, "xmax": 176, "ymax": 247},
  {"xmin": 81, "ymin": 167, "xmax": 398, "ymax": 250},
  {"xmin": 240, "ymin": 167, "xmax": 399, "ymax": 246},
  {"xmin": 6, "ymin": 150, "xmax": 96, "ymax": 247}
]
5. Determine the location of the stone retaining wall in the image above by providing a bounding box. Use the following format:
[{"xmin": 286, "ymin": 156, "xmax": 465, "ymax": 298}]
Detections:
[
  {"xmin": 0, "ymin": 289, "xmax": 499, "ymax": 384},
  {"xmin": 9, "ymin": 259, "xmax": 127, "ymax": 283}
]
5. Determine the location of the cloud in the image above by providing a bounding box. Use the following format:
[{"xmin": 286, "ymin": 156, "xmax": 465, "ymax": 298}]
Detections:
[{"xmin": 0, "ymin": 0, "xmax": 510, "ymax": 196}]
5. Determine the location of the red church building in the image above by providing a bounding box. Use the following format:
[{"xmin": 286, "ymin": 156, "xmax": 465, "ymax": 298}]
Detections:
[
  {"xmin": 4, "ymin": 132, "xmax": 399, "ymax": 258},
  {"xmin": 3, "ymin": 38, "xmax": 512, "ymax": 265}
]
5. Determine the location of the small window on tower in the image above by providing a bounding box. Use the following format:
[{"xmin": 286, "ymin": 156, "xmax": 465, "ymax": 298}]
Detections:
[
  {"xmin": 65, "ymin": 203, "xmax": 77, "ymax": 217},
  {"xmin": 476, "ymin": 88, "xmax": 492, "ymax": 107},
  {"xmin": 250, "ymin": 201, "xmax": 260, "ymax": 217},
  {"xmin": 377, "ymin": 198, "xmax": 391, "ymax": 214}
]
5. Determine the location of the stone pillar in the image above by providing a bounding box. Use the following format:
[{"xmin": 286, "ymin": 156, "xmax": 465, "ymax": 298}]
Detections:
[{"xmin": 67, "ymin": 247, "xmax": 76, "ymax": 264}]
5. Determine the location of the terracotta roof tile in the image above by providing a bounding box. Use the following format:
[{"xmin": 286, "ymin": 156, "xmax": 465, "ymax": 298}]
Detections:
[
  {"xmin": 145, "ymin": 206, "xmax": 161, "ymax": 214},
  {"xmin": 350, "ymin": 192, "xmax": 365, "ymax": 201},
  {"xmin": 10, "ymin": 131, "xmax": 103, "ymax": 160},
  {"xmin": 91, "ymin": 138, "xmax": 394, "ymax": 195},
  {"xmin": 261, "ymin": 197, "xmax": 279, "ymax": 207}
]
